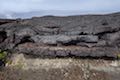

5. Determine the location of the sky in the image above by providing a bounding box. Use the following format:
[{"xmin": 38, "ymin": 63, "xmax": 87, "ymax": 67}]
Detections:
[{"xmin": 0, "ymin": 0, "xmax": 120, "ymax": 18}]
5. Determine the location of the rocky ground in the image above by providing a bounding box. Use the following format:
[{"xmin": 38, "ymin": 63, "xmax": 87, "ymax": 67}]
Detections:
[
  {"xmin": 0, "ymin": 12, "xmax": 120, "ymax": 80},
  {"xmin": 0, "ymin": 53, "xmax": 120, "ymax": 80}
]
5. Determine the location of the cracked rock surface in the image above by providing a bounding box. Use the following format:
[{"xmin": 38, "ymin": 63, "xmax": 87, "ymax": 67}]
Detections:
[{"xmin": 0, "ymin": 12, "xmax": 120, "ymax": 58}]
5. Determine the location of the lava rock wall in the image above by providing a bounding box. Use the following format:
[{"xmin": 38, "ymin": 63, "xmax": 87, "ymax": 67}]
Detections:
[{"xmin": 0, "ymin": 13, "xmax": 120, "ymax": 58}]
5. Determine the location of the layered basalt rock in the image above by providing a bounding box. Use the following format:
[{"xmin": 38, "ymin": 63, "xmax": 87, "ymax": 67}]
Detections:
[{"xmin": 0, "ymin": 13, "xmax": 120, "ymax": 58}]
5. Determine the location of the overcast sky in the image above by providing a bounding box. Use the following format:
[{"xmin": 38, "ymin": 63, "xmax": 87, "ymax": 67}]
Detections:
[{"xmin": 0, "ymin": 0, "xmax": 120, "ymax": 15}]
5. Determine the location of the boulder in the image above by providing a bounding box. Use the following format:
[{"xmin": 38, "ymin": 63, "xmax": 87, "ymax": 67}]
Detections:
[{"xmin": 77, "ymin": 35, "xmax": 98, "ymax": 43}]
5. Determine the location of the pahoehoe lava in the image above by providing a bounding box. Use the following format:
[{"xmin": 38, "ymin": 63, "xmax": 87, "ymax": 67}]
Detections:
[{"xmin": 0, "ymin": 12, "xmax": 120, "ymax": 58}]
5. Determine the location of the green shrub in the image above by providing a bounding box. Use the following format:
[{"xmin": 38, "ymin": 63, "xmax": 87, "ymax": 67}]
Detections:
[
  {"xmin": 0, "ymin": 50, "xmax": 7, "ymax": 60},
  {"xmin": 117, "ymin": 54, "xmax": 120, "ymax": 59}
]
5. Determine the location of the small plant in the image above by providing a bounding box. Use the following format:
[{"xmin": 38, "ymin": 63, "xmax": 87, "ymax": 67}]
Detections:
[
  {"xmin": 0, "ymin": 49, "xmax": 7, "ymax": 66},
  {"xmin": 117, "ymin": 54, "xmax": 120, "ymax": 59},
  {"xmin": 0, "ymin": 50, "xmax": 7, "ymax": 60}
]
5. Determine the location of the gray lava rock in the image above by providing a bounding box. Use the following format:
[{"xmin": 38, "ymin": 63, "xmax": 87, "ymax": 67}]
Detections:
[
  {"xmin": 15, "ymin": 28, "xmax": 36, "ymax": 36},
  {"xmin": 31, "ymin": 35, "xmax": 57, "ymax": 45},
  {"xmin": 0, "ymin": 12, "xmax": 120, "ymax": 58},
  {"xmin": 31, "ymin": 35, "xmax": 75, "ymax": 45},
  {"xmin": 77, "ymin": 35, "xmax": 98, "ymax": 43},
  {"xmin": 56, "ymin": 35, "xmax": 77, "ymax": 44}
]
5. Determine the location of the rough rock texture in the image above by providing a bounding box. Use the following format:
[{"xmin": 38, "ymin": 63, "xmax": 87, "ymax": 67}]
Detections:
[{"xmin": 0, "ymin": 12, "xmax": 120, "ymax": 58}]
